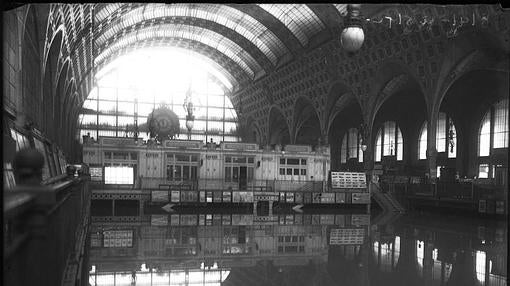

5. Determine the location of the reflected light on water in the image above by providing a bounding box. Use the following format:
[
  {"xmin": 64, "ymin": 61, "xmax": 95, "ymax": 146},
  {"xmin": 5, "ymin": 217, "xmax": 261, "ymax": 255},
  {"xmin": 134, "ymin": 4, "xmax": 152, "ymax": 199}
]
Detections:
[
  {"xmin": 476, "ymin": 250, "xmax": 486, "ymax": 283},
  {"xmin": 416, "ymin": 240, "xmax": 424, "ymax": 273}
]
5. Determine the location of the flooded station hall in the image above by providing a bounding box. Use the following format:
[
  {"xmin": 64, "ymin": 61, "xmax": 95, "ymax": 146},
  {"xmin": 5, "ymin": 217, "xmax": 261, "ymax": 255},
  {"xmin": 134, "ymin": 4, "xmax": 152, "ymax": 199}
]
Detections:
[{"xmin": 3, "ymin": 3, "xmax": 509, "ymax": 286}]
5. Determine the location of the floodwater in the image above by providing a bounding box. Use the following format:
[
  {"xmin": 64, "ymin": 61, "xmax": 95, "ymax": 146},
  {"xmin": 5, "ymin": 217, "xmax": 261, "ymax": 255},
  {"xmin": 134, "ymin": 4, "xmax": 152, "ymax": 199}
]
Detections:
[{"xmin": 87, "ymin": 201, "xmax": 507, "ymax": 286}]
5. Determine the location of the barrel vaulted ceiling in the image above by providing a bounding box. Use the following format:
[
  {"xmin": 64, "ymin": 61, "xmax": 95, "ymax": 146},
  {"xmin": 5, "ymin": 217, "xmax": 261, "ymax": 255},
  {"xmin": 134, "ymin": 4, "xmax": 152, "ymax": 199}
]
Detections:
[{"xmin": 47, "ymin": 3, "xmax": 358, "ymax": 101}]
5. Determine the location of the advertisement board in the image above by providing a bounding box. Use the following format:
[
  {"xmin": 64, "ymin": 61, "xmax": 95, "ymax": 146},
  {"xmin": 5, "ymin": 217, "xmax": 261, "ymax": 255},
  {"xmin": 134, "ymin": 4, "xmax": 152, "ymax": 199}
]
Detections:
[
  {"xmin": 103, "ymin": 230, "xmax": 133, "ymax": 248},
  {"xmin": 329, "ymin": 228, "xmax": 365, "ymax": 245},
  {"xmin": 331, "ymin": 172, "xmax": 366, "ymax": 189}
]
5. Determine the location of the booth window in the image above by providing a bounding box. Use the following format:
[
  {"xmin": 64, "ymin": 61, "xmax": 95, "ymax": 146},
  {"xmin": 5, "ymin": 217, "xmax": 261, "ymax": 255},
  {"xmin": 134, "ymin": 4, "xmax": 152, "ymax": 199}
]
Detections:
[{"xmin": 105, "ymin": 166, "xmax": 134, "ymax": 184}]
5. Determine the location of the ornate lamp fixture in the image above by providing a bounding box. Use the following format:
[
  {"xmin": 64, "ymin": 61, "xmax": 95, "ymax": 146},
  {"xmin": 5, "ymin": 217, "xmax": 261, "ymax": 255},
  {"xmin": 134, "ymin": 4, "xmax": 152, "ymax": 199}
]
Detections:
[
  {"xmin": 448, "ymin": 118, "xmax": 455, "ymax": 153},
  {"xmin": 341, "ymin": 4, "xmax": 365, "ymax": 53},
  {"xmin": 340, "ymin": 4, "xmax": 494, "ymax": 52},
  {"xmin": 183, "ymin": 85, "xmax": 195, "ymax": 140},
  {"xmin": 359, "ymin": 123, "xmax": 368, "ymax": 152}
]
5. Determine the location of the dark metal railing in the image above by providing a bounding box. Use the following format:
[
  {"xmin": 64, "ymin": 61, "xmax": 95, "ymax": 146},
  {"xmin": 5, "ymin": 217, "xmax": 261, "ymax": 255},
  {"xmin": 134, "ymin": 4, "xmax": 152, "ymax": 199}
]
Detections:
[{"xmin": 3, "ymin": 176, "xmax": 91, "ymax": 286}]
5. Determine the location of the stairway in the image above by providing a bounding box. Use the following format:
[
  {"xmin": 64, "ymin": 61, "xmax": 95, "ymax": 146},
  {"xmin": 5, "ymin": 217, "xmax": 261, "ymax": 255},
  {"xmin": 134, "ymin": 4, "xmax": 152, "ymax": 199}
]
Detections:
[{"xmin": 370, "ymin": 182, "xmax": 405, "ymax": 213}]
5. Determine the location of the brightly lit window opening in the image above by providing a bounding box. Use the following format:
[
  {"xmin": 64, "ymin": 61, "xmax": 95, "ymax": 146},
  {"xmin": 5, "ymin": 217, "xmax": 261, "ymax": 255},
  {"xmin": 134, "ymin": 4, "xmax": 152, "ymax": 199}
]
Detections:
[
  {"xmin": 89, "ymin": 264, "xmax": 230, "ymax": 286},
  {"xmin": 478, "ymin": 99, "xmax": 508, "ymax": 178},
  {"xmin": 479, "ymin": 99, "xmax": 509, "ymax": 156},
  {"xmin": 476, "ymin": 250, "xmax": 487, "ymax": 283},
  {"xmin": 416, "ymin": 240, "xmax": 424, "ymax": 276},
  {"xmin": 80, "ymin": 48, "xmax": 239, "ymax": 144},
  {"xmin": 340, "ymin": 128, "xmax": 364, "ymax": 163},
  {"xmin": 418, "ymin": 112, "xmax": 457, "ymax": 160},
  {"xmin": 104, "ymin": 166, "xmax": 134, "ymax": 184},
  {"xmin": 375, "ymin": 121, "xmax": 403, "ymax": 162}
]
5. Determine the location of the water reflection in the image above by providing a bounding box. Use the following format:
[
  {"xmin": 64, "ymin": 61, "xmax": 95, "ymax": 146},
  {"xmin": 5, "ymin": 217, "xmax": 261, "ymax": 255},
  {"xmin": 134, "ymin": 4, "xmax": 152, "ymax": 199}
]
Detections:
[{"xmin": 87, "ymin": 205, "xmax": 507, "ymax": 286}]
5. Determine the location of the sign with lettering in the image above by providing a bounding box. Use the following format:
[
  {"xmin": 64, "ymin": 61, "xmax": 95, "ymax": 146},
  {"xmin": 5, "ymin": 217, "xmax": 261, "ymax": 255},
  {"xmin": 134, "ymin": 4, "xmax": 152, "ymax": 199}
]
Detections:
[
  {"xmin": 164, "ymin": 140, "xmax": 202, "ymax": 149},
  {"xmin": 351, "ymin": 215, "xmax": 370, "ymax": 226},
  {"xmin": 151, "ymin": 191, "xmax": 169, "ymax": 203},
  {"xmin": 352, "ymin": 193, "xmax": 370, "ymax": 204},
  {"xmin": 331, "ymin": 172, "xmax": 366, "ymax": 189},
  {"xmin": 329, "ymin": 228, "xmax": 365, "ymax": 245},
  {"xmin": 103, "ymin": 230, "xmax": 133, "ymax": 248},
  {"xmin": 151, "ymin": 215, "xmax": 168, "ymax": 226},
  {"xmin": 222, "ymin": 142, "xmax": 258, "ymax": 151},
  {"xmin": 284, "ymin": 145, "xmax": 311, "ymax": 153},
  {"xmin": 101, "ymin": 137, "xmax": 135, "ymax": 146}
]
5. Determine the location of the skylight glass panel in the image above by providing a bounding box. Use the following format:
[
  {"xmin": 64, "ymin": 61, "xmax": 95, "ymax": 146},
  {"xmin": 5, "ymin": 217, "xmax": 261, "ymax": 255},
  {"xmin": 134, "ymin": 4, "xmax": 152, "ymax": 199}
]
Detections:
[
  {"xmin": 95, "ymin": 3, "xmax": 123, "ymax": 22},
  {"xmin": 333, "ymin": 4, "xmax": 348, "ymax": 15},
  {"xmin": 95, "ymin": 25, "xmax": 258, "ymax": 79},
  {"xmin": 258, "ymin": 4, "xmax": 325, "ymax": 46},
  {"xmin": 95, "ymin": 4, "xmax": 288, "ymax": 66}
]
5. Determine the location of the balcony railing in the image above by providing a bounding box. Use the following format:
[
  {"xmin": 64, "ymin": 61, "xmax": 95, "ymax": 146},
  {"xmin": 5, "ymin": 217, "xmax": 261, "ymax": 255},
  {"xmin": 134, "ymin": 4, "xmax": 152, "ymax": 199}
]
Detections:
[{"xmin": 3, "ymin": 176, "xmax": 91, "ymax": 286}]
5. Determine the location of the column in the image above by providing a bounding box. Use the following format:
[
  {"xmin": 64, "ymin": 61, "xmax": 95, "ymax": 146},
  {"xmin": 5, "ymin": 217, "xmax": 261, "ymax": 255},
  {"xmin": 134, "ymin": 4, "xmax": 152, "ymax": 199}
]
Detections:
[{"xmin": 427, "ymin": 115, "xmax": 438, "ymax": 183}]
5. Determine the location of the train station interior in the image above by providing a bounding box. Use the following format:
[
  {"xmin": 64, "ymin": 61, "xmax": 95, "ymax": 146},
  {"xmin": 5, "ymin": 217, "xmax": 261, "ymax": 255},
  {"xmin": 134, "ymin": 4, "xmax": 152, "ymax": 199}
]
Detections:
[{"xmin": 3, "ymin": 3, "xmax": 509, "ymax": 286}]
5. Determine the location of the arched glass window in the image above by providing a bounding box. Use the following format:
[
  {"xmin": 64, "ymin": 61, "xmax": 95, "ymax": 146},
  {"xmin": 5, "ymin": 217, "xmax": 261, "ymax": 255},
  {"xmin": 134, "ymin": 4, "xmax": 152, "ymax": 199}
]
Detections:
[
  {"xmin": 418, "ymin": 122, "xmax": 427, "ymax": 160},
  {"xmin": 79, "ymin": 48, "xmax": 239, "ymax": 143},
  {"xmin": 418, "ymin": 112, "xmax": 457, "ymax": 159},
  {"xmin": 375, "ymin": 121, "xmax": 403, "ymax": 162},
  {"xmin": 340, "ymin": 128, "xmax": 364, "ymax": 164},
  {"xmin": 479, "ymin": 99, "xmax": 509, "ymax": 156},
  {"xmin": 479, "ymin": 111, "xmax": 491, "ymax": 156},
  {"xmin": 375, "ymin": 129, "xmax": 382, "ymax": 162},
  {"xmin": 493, "ymin": 99, "xmax": 509, "ymax": 149}
]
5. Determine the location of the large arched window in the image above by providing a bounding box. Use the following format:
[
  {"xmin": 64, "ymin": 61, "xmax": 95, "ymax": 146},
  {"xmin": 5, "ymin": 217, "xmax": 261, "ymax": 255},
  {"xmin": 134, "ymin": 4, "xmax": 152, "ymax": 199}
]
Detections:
[
  {"xmin": 340, "ymin": 128, "xmax": 363, "ymax": 163},
  {"xmin": 374, "ymin": 121, "xmax": 403, "ymax": 162},
  {"xmin": 478, "ymin": 99, "xmax": 508, "ymax": 179},
  {"xmin": 79, "ymin": 48, "xmax": 239, "ymax": 143},
  {"xmin": 418, "ymin": 122, "xmax": 427, "ymax": 160},
  {"xmin": 418, "ymin": 112, "xmax": 457, "ymax": 160},
  {"xmin": 479, "ymin": 99, "xmax": 509, "ymax": 156}
]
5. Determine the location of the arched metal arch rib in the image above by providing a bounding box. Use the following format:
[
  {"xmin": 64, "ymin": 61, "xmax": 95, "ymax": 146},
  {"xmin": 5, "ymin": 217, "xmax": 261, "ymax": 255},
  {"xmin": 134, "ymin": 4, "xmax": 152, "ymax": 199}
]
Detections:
[
  {"xmin": 94, "ymin": 38, "xmax": 249, "ymax": 90},
  {"xmin": 95, "ymin": 24, "xmax": 262, "ymax": 80},
  {"xmin": 95, "ymin": 17, "xmax": 274, "ymax": 73},
  {"xmin": 93, "ymin": 3, "xmax": 290, "ymax": 68}
]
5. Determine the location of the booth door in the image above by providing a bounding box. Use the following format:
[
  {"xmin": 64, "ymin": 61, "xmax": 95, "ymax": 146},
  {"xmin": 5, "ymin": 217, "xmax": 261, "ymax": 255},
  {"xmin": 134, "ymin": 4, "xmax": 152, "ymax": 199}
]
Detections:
[{"xmin": 239, "ymin": 166, "xmax": 247, "ymax": 190}]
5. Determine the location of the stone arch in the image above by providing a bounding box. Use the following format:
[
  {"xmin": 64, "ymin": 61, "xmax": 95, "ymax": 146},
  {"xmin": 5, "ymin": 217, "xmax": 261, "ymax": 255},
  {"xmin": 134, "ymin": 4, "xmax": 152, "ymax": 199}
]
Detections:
[
  {"xmin": 324, "ymin": 80, "xmax": 354, "ymax": 131},
  {"xmin": 371, "ymin": 66, "xmax": 428, "ymax": 165},
  {"xmin": 369, "ymin": 60, "xmax": 427, "ymax": 127},
  {"xmin": 327, "ymin": 92, "xmax": 364, "ymax": 170},
  {"xmin": 54, "ymin": 60, "xmax": 70, "ymax": 146},
  {"xmin": 438, "ymin": 69, "xmax": 509, "ymax": 177},
  {"xmin": 43, "ymin": 25, "xmax": 65, "ymax": 73},
  {"xmin": 292, "ymin": 96, "xmax": 321, "ymax": 146},
  {"xmin": 21, "ymin": 5, "xmax": 43, "ymax": 125},
  {"xmin": 42, "ymin": 28, "xmax": 64, "ymax": 140},
  {"xmin": 247, "ymin": 117, "xmax": 262, "ymax": 145},
  {"xmin": 267, "ymin": 105, "xmax": 291, "ymax": 146},
  {"xmin": 433, "ymin": 49, "xmax": 509, "ymax": 123}
]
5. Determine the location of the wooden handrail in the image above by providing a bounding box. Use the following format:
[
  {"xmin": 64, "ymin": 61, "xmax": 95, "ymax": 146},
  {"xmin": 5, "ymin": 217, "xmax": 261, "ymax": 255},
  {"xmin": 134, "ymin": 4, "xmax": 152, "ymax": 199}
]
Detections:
[
  {"xmin": 4, "ymin": 177, "xmax": 80, "ymax": 217},
  {"xmin": 42, "ymin": 174, "xmax": 69, "ymax": 185}
]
